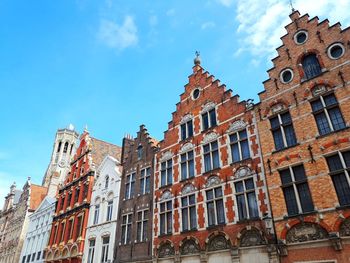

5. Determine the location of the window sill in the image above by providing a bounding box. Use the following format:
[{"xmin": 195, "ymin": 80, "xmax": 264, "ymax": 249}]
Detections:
[
  {"xmin": 180, "ymin": 228, "xmax": 198, "ymax": 234},
  {"xmin": 272, "ymin": 143, "xmax": 299, "ymax": 154},
  {"xmin": 179, "ymin": 136, "xmax": 194, "ymax": 144},
  {"xmin": 335, "ymin": 204, "xmax": 350, "ymax": 210},
  {"xmin": 300, "ymin": 69, "xmax": 327, "ymax": 83},
  {"xmin": 202, "ymin": 124, "xmax": 218, "ymax": 134},
  {"xmin": 236, "ymin": 217, "xmax": 260, "ymax": 224},
  {"xmin": 158, "ymin": 233, "xmax": 173, "ymax": 237},
  {"xmin": 316, "ymin": 126, "xmax": 349, "ymax": 140},
  {"xmin": 230, "ymin": 157, "xmax": 252, "ymax": 166},
  {"xmin": 203, "ymin": 167, "xmax": 221, "ymax": 176},
  {"xmin": 206, "ymin": 223, "xmax": 226, "ymax": 230},
  {"xmin": 180, "ymin": 177, "xmax": 195, "ymax": 183},
  {"xmin": 159, "ymin": 184, "xmax": 173, "ymax": 190},
  {"xmin": 283, "ymin": 210, "xmax": 317, "ymax": 220}
]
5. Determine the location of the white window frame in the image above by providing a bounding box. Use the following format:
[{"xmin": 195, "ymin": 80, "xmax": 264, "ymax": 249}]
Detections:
[
  {"xmin": 87, "ymin": 239, "xmax": 95, "ymax": 263},
  {"xmin": 160, "ymin": 159, "xmax": 173, "ymax": 187},
  {"xmin": 203, "ymin": 141, "xmax": 220, "ymax": 172},
  {"xmin": 106, "ymin": 201, "xmax": 113, "ymax": 221},
  {"xmin": 181, "ymin": 193, "xmax": 197, "ymax": 231},
  {"xmin": 159, "ymin": 200, "xmax": 172, "ymax": 235},
  {"xmin": 205, "ymin": 186, "xmax": 225, "ymax": 226},
  {"xmin": 180, "ymin": 150, "xmax": 195, "ymax": 180},
  {"xmin": 121, "ymin": 213, "xmax": 132, "ymax": 245},
  {"xmin": 180, "ymin": 119, "xmax": 194, "ymax": 140},
  {"xmin": 93, "ymin": 204, "xmax": 99, "ymax": 225},
  {"xmin": 201, "ymin": 108, "xmax": 217, "ymax": 130},
  {"xmin": 125, "ymin": 173, "xmax": 135, "ymax": 199},
  {"xmin": 101, "ymin": 236, "xmax": 110, "ymax": 263},
  {"xmin": 140, "ymin": 167, "xmax": 151, "ymax": 195},
  {"xmin": 136, "ymin": 209, "xmax": 148, "ymax": 242}
]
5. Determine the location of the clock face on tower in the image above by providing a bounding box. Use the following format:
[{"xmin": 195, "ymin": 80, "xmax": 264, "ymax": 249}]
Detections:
[{"xmin": 58, "ymin": 160, "xmax": 66, "ymax": 168}]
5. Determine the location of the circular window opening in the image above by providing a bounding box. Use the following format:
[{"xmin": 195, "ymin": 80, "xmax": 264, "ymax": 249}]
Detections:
[
  {"xmin": 192, "ymin": 88, "xmax": 200, "ymax": 100},
  {"xmin": 294, "ymin": 30, "xmax": 308, "ymax": 44},
  {"xmin": 280, "ymin": 69, "xmax": 294, "ymax": 84},
  {"xmin": 328, "ymin": 43, "xmax": 345, "ymax": 59}
]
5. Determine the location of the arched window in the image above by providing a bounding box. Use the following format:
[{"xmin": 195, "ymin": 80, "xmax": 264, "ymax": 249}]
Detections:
[
  {"xmin": 105, "ymin": 175, "xmax": 109, "ymax": 189},
  {"xmin": 137, "ymin": 145, "xmax": 143, "ymax": 160},
  {"xmin": 57, "ymin": 141, "xmax": 62, "ymax": 153},
  {"xmin": 63, "ymin": 142, "xmax": 69, "ymax": 153},
  {"xmin": 302, "ymin": 54, "xmax": 322, "ymax": 80}
]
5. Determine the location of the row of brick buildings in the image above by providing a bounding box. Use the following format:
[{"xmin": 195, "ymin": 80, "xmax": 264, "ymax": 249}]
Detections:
[{"xmin": 1, "ymin": 9, "xmax": 349, "ymax": 263}]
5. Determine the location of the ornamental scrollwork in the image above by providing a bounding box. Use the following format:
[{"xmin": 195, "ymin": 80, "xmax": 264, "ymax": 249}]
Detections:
[
  {"xmin": 180, "ymin": 239, "xmax": 200, "ymax": 255},
  {"xmin": 160, "ymin": 151, "xmax": 173, "ymax": 162},
  {"xmin": 180, "ymin": 114, "xmax": 194, "ymax": 124},
  {"xmin": 202, "ymin": 132, "xmax": 218, "ymax": 144},
  {"xmin": 312, "ymin": 85, "xmax": 327, "ymax": 97},
  {"xmin": 201, "ymin": 101, "xmax": 216, "ymax": 113},
  {"xmin": 339, "ymin": 218, "xmax": 350, "ymax": 237},
  {"xmin": 204, "ymin": 176, "xmax": 221, "ymax": 188},
  {"xmin": 207, "ymin": 235, "xmax": 230, "ymax": 251},
  {"xmin": 158, "ymin": 242, "xmax": 175, "ymax": 258},
  {"xmin": 180, "ymin": 143, "xmax": 194, "ymax": 154},
  {"xmin": 235, "ymin": 166, "xmax": 253, "ymax": 179},
  {"xmin": 159, "ymin": 191, "xmax": 172, "ymax": 202},
  {"xmin": 240, "ymin": 229, "xmax": 266, "ymax": 247},
  {"xmin": 227, "ymin": 120, "xmax": 246, "ymax": 134},
  {"xmin": 286, "ymin": 223, "xmax": 328, "ymax": 244},
  {"xmin": 271, "ymin": 103, "xmax": 285, "ymax": 114},
  {"xmin": 182, "ymin": 184, "xmax": 195, "ymax": 195}
]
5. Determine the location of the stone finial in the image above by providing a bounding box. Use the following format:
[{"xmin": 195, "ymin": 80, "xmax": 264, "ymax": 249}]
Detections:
[{"xmin": 194, "ymin": 51, "xmax": 201, "ymax": 65}]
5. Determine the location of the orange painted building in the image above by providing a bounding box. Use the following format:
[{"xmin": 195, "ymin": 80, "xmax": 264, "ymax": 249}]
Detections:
[
  {"xmin": 256, "ymin": 10, "xmax": 350, "ymax": 262},
  {"xmin": 45, "ymin": 131, "xmax": 121, "ymax": 263}
]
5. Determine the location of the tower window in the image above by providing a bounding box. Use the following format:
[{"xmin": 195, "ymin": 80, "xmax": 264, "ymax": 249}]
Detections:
[
  {"xmin": 57, "ymin": 141, "xmax": 62, "ymax": 153},
  {"xmin": 302, "ymin": 54, "xmax": 322, "ymax": 80},
  {"xmin": 63, "ymin": 142, "xmax": 69, "ymax": 153},
  {"xmin": 311, "ymin": 93, "xmax": 345, "ymax": 135}
]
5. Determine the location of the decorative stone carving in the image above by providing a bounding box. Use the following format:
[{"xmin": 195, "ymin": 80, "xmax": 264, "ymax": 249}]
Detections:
[
  {"xmin": 207, "ymin": 235, "xmax": 230, "ymax": 251},
  {"xmin": 201, "ymin": 101, "xmax": 216, "ymax": 113},
  {"xmin": 240, "ymin": 229, "xmax": 266, "ymax": 247},
  {"xmin": 180, "ymin": 239, "xmax": 200, "ymax": 255},
  {"xmin": 180, "ymin": 143, "xmax": 194, "ymax": 154},
  {"xmin": 286, "ymin": 223, "xmax": 328, "ymax": 243},
  {"xmin": 160, "ymin": 151, "xmax": 173, "ymax": 162},
  {"xmin": 158, "ymin": 242, "xmax": 175, "ymax": 258},
  {"xmin": 180, "ymin": 114, "xmax": 194, "ymax": 124},
  {"xmin": 312, "ymin": 85, "xmax": 327, "ymax": 97},
  {"xmin": 202, "ymin": 132, "xmax": 218, "ymax": 144},
  {"xmin": 159, "ymin": 191, "xmax": 172, "ymax": 201},
  {"xmin": 227, "ymin": 120, "xmax": 246, "ymax": 134},
  {"xmin": 182, "ymin": 184, "xmax": 195, "ymax": 195},
  {"xmin": 329, "ymin": 232, "xmax": 343, "ymax": 251},
  {"xmin": 235, "ymin": 166, "xmax": 253, "ymax": 179},
  {"xmin": 339, "ymin": 218, "xmax": 350, "ymax": 237},
  {"xmin": 204, "ymin": 176, "xmax": 221, "ymax": 188},
  {"xmin": 271, "ymin": 103, "xmax": 284, "ymax": 114}
]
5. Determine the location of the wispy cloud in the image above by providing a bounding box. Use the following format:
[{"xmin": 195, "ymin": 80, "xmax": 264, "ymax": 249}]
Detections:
[
  {"xmin": 234, "ymin": 0, "xmax": 350, "ymax": 60},
  {"xmin": 201, "ymin": 21, "xmax": 216, "ymax": 30},
  {"xmin": 98, "ymin": 16, "xmax": 138, "ymax": 51},
  {"xmin": 217, "ymin": 0, "xmax": 234, "ymax": 7}
]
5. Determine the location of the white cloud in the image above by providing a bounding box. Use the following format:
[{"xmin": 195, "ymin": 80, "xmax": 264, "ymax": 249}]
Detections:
[
  {"xmin": 217, "ymin": 0, "xmax": 233, "ymax": 7},
  {"xmin": 201, "ymin": 21, "xmax": 216, "ymax": 30},
  {"xmin": 98, "ymin": 16, "xmax": 138, "ymax": 50},
  {"xmin": 235, "ymin": 0, "xmax": 350, "ymax": 59}
]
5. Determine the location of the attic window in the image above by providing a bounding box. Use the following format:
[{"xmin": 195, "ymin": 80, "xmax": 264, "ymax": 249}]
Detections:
[
  {"xmin": 328, "ymin": 43, "xmax": 345, "ymax": 59},
  {"xmin": 294, "ymin": 30, "xmax": 308, "ymax": 45},
  {"xmin": 280, "ymin": 68, "xmax": 293, "ymax": 84},
  {"xmin": 137, "ymin": 145, "xmax": 143, "ymax": 160}
]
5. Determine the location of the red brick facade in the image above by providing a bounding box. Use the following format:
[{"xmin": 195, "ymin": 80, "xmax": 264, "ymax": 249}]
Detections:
[
  {"xmin": 153, "ymin": 59, "xmax": 273, "ymax": 262},
  {"xmin": 256, "ymin": 10, "xmax": 350, "ymax": 263}
]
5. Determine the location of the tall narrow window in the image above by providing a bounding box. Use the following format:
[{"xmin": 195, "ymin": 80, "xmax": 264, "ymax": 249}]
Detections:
[
  {"xmin": 137, "ymin": 145, "xmax": 143, "ymax": 160},
  {"xmin": 137, "ymin": 210, "xmax": 148, "ymax": 242},
  {"xmin": 230, "ymin": 129, "xmax": 250, "ymax": 163},
  {"xmin": 66, "ymin": 193, "xmax": 72, "ymax": 208},
  {"xmin": 203, "ymin": 141, "xmax": 220, "ymax": 172},
  {"xmin": 74, "ymin": 187, "xmax": 80, "ymax": 204},
  {"xmin": 57, "ymin": 141, "xmax": 62, "ymax": 153},
  {"xmin": 181, "ymin": 194, "xmax": 197, "ymax": 231},
  {"xmin": 270, "ymin": 111, "xmax": 297, "ymax": 151},
  {"xmin": 94, "ymin": 204, "xmax": 100, "ymax": 225},
  {"xmin": 121, "ymin": 214, "xmax": 132, "ymax": 244},
  {"xmin": 106, "ymin": 201, "xmax": 113, "ymax": 221},
  {"xmin": 180, "ymin": 120, "xmax": 194, "ymax": 140},
  {"xmin": 235, "ymin": 178, "xmax": 259, "ymax": 220},
  {"xmin": 60, "ymin": 222, "xmax": 66, "ymax": 242},
  {"xmin": 326, "ymin": 151, "xmax": 350, "ymax": 206},
  {"xmin": 105, "ymin": 175, "xmax": 109, "ymax": 189},
  {"xmin": 70, "ymin": 144, "xmax": 74, "ymax": 155},
  {"xmin": 302, "ymin": 54, "xmax": 322, "ymax": 80},
  {"xmin": 160, "ymin": 200, "xmax": 172, "ymax": 235},
  {"xmin": 125, "ymin": 173, "xmax": 135, "ymax": 199},
  {"xmin": 206, "ymin": 187, "xmax": 225, "ymax": 226},
  {"xmin": 75, "ymin": 215, "xmax": 83, "ymax": 239},
  {"xmin": 202, "ymin": 109, "xmax": 217, "ymax": 130},
  {"xmin": 67, "ymin": 219, "xmax": 74, "ymax": 240},
  {"xmin": 280, "ymin": 165, "xmax": 314, "ymax": 216},
  {"xmin": 63, "ymin": 142, "xmax": 69, "ymax": 153},
  {"xmin": 140, "ymin": 167, "xmax": 151, "ymax": 194},
  {"xmin": 87, "ymin": 239, "xmax": 95, "ymax": 263},
  {"xmin": 161, "ymin": 159, "xmax": 173, "ymax": 186},
  {"xmin": 181, "ymin": 151, "xmax": 195, "ymax": 180},
  {"xmin": 101, "ymin": 236, "xmax": 110, "ymax": 263},
  {"xmin": 52, "ymin": 224, "xmax": 58, "ymax": 244},
  {"xmin": 311, "ymin": 93, "xmax": 345, "ymax": 135}
]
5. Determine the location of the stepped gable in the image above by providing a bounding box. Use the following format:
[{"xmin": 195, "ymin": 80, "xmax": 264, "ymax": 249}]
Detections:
[
  {"xmin": 29, "ymin": 184, "xmax": 48, "ymax": 210},
  {"xmin": 259, "ymin": 10, "xmax": 350, "ymax": 106},
  {"xmin": 161, "ymin": 63, "xmax": 247, "ymax": 148},
  {"xmin": 90, "ymin": 137, "xmax": 122, "ymax": 168}
]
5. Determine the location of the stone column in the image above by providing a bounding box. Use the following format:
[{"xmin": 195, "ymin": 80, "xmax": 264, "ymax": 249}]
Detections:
[{"xmin": 231, "ymin": 247, "xmax": 240, "ymax": 263}]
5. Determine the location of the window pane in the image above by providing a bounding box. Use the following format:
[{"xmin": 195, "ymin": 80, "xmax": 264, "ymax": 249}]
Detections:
[
  {"xmin": 235, "ymin": 182, "xmax": 244, "ymax": 193},
  {"xmin": 328, "ymin": 107, "xmax": 345, "ymax": 131},
  {"xmin": 284, "ymin": 125, "xmax": 297, "ymax": 146},
  {"xmin": 247, "ymin": 192, "xmax": 259, "ymax": 218},
  {"xmin": 160, "ymin": 214, "xmax": 165, "ymax": 234},
  {"xmin": 324, "ymin": 94, "xmax": 337, "ymax": 106},
  {"xmin": 189, "ymin": 194, "xmax": 196, "ymax": 204},
  {"xmin": 239, "ymin": 130, "xmax": 247, "ymax": 139},
  {"xmin": 230, "ymin": 134, "xmax": 238, "ymax": 142},
  {"xmin": 203, "ymin": 144, "xmax": 210, "ymax": 153},
  {"xmin": 326, "ymin": 154, "xmax": 343, "ymax": 172},
  {"xmin": 137, "ymin": 222, "xmax": 142, "ymax": 241},
  {"xmin": 181, "ymin": 197, "xmax": 188, "ymax": 207},
  {"xmin": 160, "ymin": 203, "xmax": 165, "ymax": 212},
  {"xmin": 202, "ymin": 113, "xmax": 209, "ymax": 130},
  {"xmin": 188, "ymin": 121, "xmax": 193, "ymax": 137},
  {"xmin": 231, "ymin": 143, "xmax": 240, "ymax": 162},
  {"xmin": 166, "ymin": 212, "xmax": 172, "ymax": 233},
  {"xmin": 280, "ymin": 169, "xmax": 292, "ymax": 185},
  {"xmin": 273, "ymin": 130, "xmax": 284, "ymax": 150},
  {"xmin": 332, "ymin": 173, "xmax": 350, "ymax": 206},
  {"xmin": 207, "ymin": 201, "xmax": 215, "ymax": 226},
  {"xmin": 315, "ymin": 112, "xmax": 331, "ymax": 135},
  {"xmin": 190, "ymin": 206, "xmax": 197, "ymax": 229},
  {"xmin": 302, "ymin": 54, "xmax": 322, "ymax": 79},
  {"xmin": 145, "ymin": 177, "xmax": 150, "ymax": 193},
  {"xmin": 212, "ymin": 150, "xmax": 220, "ymax": 169},
  {"xmin": 181, "ymin": 124, "xmax": 186, "ymax": 140},
  {"xmin": 236, "ymin": 194, "xmax": 247, "ymax": 220},
  {"xmin": 204, "ymin": 153, "xmax": 211, "ymax": 172},
  {"xmin": 241, "ymin": 140, "xmax": 250, "ymax": 160},
  {"xmin": 281, "ymin": 112, "xmax": 292, "ymax": 124},
  {"xmin": 210, "ymin": 109, "xmax": 217, "ymax": 127},
  {"xmin": 343, "ymin": 151, "xmax": 350, "ymax": 168},
  {"xmin": 214, "ymin": 187, "xmax": 223, "ymax": 197},
  {"xmin": 140, "ymin": 178, "xmax": 145, "ymax": 194},
  {"xmin": 181, "ymin": 162, "xmax": 187, "ymax": 180},
  {"xmin": 311, "ymin": 99, "xmax": 323, "ymax": 112},
  {"xmin": 270, "ymin": 117, "xmax": 280, "ymax": 129},
  {"xmin": 211, "ymin": 141, "xmax": 218, "ymax": 150},
  {"xmin": 167, "ymin": 201, "xmax": 172, "ymax": 210},
  {"xmin": 293, "ymin": 165, "xmax": 306, "ymax": 181},
  {"xmin": 189, "ymin": 159, "xmax": 195, "ymax": 178},
  {"xmin": 283, "ymin": 186, "xmax": 298, "ymax": 215},
  {"xmin": 297, "ymin": 183, "xmax": 314, "ymax": 212},
  {"xmin": 206, "ymin": 190, "xmax": 213, "ymax": 200},
  {"xmin": 182, "ymin": 208, "xmax": 189, "ymax": 231},
  {"xmin": 245, "ymin": 179, "xmax": 254, "ymax": 190},
  {"xmin": 216, "ymin": 199, "xmax": 225, "ymax": 224}
]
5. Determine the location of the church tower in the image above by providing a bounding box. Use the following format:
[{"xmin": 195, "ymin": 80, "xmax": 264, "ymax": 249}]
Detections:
[{"xmin": 42, "ymin": 124, "xmax": 79, "ymax": 197}]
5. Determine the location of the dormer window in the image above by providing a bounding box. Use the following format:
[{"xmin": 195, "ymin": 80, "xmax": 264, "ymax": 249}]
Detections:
[
  {"xmin": 180, "ymin": 120, "xmax": 193, "ymax": 140},
  {"xmin": 302, "ymin": 54, "xmax": 322, "ymax": 80}
]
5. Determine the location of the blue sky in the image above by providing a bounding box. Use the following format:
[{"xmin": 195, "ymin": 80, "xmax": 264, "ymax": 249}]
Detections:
[{"xmin": 1, "ymin": 0, "xmax": 349, "ymax": 207}]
